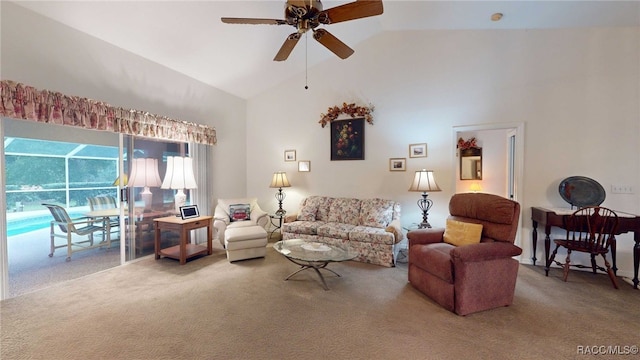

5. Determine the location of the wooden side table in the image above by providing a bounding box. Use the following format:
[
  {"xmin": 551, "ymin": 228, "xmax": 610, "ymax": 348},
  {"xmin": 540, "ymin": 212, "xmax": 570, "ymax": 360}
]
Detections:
[{"xmin": 154, "ymin": 215, "xmax": 213, "ymax": 265}]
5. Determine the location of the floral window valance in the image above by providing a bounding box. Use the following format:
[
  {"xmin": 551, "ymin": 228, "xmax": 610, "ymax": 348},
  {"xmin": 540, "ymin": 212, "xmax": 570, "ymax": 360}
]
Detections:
[{"xmin": 0, "ymin": 80, "xmax": 216, "ymax": 145}]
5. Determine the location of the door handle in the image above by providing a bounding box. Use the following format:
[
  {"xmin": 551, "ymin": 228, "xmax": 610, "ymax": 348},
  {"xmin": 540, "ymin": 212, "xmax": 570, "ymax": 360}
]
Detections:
[{"xmin": 120, "ymin": 188, "xmax": 129, "ymax": 203}]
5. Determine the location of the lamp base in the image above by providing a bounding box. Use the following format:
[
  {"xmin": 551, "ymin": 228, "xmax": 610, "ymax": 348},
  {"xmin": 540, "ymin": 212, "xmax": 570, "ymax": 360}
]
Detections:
[
  {"xmin": 416, "ymin": 192, "xmax": 434, "ymax": 229},
  {"xmin": 417, "ymin": 220, "xmax": 432, "ymax": 229},
  {"xmin": 173, "ymin": 189, "xmax": 187, "ymax": 214},
  {"xmin": 141, "ymin": 187, "xmax": 153, "ymax": 211},
  {"xmin": 274, "ymin": 187, "xmax": 286, "ymax": 217}
]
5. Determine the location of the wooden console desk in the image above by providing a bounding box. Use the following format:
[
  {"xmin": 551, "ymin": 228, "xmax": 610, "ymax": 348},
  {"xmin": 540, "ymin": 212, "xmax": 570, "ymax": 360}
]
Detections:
[
  {"xmin": 531, "ymin": 207, "xmax": 640, "ymax": 289},
  {"xmin": 154, "ymin": 215, "xmax": 213, "ymax": 265}
]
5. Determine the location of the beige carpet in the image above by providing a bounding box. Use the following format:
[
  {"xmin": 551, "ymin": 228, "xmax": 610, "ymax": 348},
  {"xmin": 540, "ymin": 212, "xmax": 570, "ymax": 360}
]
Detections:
[{"xmin": 1, "ymin": 245, "xmax": 638, "ymax": 360}]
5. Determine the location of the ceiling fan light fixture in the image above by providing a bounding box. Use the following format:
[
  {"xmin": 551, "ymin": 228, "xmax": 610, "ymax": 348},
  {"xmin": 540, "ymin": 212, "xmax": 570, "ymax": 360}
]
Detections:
[
  {"xmin": 221, "ymin": 0, "xmax": 384, "ymax": 61},
  {"xmin": 491, "ymin": 13, "xmax": 503, "ymax": 22}
]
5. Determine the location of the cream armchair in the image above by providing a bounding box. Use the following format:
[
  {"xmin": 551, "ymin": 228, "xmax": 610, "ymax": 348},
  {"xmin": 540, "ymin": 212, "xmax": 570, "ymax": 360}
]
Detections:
[{"xmin": 213, "ymin": 198, "xmax": 269, "ymax": 261}]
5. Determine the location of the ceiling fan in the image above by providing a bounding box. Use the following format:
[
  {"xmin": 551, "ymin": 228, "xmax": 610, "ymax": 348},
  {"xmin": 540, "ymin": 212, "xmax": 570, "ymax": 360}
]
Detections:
[{"xmin": 221, "ymin": 0, "xmax": 384, "ymax": 61}]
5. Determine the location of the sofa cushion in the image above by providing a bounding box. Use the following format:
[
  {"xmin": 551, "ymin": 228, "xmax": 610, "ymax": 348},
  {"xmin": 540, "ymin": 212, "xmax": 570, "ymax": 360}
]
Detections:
[
  {"xmin": 449, "ymin": 193, "xmax": 517, "ymax": 225},
  {"xmin": 349, "ymin": 226, "xmax": 395, "ymax": 245},
  {"xmin": 225, "ymin": 226, "xmax": 267, "ymax": 244},
  {"xmin": 317, "ymin": 223, "xmax": 356, "ymax": 240},
  {"xmin": 281, "ymin": 221, "xmax": 325, "ymax": 236},
  {"xmin": 315, "ymin": 196, "xmax": 334, "ymax": 222},
  {"xmin": 359, "ymin": 198, "xmax": 394, "ymax": 228},
  {"xmin": 228, "ymin": 220, "xmax": 260, "ymax": 230},
  {"xmin": 410, "ymin": 242, "xmax": 456, "ymax": 283},
  {"xmin": 328, "ymin": 198, "xmax": 361, "ymax": 226},
  {"xmin": 443, "ymin": 219, "xmax": 483, "ymax": 247},
  {"xmin": 297, "ymin": 196, "xmax": 321, "ymax": 221}
]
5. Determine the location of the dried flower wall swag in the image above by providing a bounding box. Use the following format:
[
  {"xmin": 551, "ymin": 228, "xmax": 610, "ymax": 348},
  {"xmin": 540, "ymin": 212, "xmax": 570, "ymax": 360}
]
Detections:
[
  {"xmin": 319, "ymin": 102, "xmax": 374, "ymax": 128},
  {"xmin": 457, "ymin": 137, "xmax": 478, "ymax": 150}
]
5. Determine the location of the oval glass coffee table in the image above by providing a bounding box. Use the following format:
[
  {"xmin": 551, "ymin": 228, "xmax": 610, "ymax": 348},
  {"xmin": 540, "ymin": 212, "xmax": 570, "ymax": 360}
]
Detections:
[{"xmin": 274, "ymin": 239, "xmax": 358, "ymax": 290}]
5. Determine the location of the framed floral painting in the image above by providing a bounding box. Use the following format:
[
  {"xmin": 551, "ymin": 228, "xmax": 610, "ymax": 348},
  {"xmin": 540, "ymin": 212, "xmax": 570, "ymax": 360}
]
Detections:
[{"xmin": 331, "ymin": 118, "xmax": 365, "ymax": 160}]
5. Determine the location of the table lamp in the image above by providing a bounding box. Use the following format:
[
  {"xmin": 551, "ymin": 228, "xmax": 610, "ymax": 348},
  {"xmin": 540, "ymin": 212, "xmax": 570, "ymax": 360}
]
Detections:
[
  {"xmin": 269, "ymin": 172, "xmax": 291, "ymax": 216},
  {"xmin": 161, "ymin": 156, "xmax": 198, "ymax": 213},
  {"xmin": 408, "ymin": 169, "xmax": 441, "ymax": 228},
  {"xmin": 128, "ymin": 158, "xmax": 162, "ymax": 210}
]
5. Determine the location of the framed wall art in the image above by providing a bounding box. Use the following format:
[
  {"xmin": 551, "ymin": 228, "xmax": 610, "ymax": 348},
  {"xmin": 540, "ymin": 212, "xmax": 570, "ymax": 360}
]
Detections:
[
  {"xmin": 389, "ymin": 158, "xmax": 406, "ymax": 171},
  {"xmin": 298, "ymin": 160, "xmax": 310, "ymax": 172},
  {"xmin": 284, "ymin": 149, "xmax": 296, "ymax": 162},
  {"xmin": 409, "ymin": 143, "xmax": 427, "ymax": 158},
  {"xmin": 331, "ymin": 118, "xmax": 365, "ymax": 160}
]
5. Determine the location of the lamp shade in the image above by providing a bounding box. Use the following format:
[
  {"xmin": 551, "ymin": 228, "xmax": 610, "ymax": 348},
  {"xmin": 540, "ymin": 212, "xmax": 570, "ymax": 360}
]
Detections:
[
  {"xmin": 112, "ymin": 174, "xmax": 128, "ymax": 186},
  {"xmin": 128, "ymin": 158, "xmax": 162, "ymax": 188},
  {"xmin": 470, "ymin": 182, "xmax": 482, "ymax": 192},
  {"xmin": 269, "ymin": 172, "xmax": 291, "ymax": 188},
  {"xmin": 409, "ymin": 169, "xmax": 442, "ymax": 192},
  {"xmin": 161, "ymin": 156, "xmax": 198, "ymax": 190}
]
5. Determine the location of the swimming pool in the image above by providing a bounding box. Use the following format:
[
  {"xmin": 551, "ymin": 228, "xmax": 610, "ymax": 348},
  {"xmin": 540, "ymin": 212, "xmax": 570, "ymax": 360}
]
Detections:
[{"xmin": 7, "ymin": 212, "xmax": 84, "ymax": 237}]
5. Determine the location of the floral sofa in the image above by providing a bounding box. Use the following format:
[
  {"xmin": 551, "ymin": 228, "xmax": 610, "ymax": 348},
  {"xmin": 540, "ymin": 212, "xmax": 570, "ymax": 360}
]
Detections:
[{"xmin": 282, "ymin": 196, "xmax": 403, "ymax": 267}]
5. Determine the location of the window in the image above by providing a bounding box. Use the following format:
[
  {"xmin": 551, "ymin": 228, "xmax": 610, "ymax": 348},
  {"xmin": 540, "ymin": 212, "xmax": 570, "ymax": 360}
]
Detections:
[{"xmin": 4, "ymin": 137, "xmax": 118, "ymax": 213}]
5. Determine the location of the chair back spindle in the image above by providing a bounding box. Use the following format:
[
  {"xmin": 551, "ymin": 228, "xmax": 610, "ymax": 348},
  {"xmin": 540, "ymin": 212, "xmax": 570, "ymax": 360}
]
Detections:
[
  {"xmin": 565, "ymin": 207, "xmax": 618, "ymax": 252},
  {"xmin": 551, "ymin": 206, "xmax": 620, "ymax": 289}
]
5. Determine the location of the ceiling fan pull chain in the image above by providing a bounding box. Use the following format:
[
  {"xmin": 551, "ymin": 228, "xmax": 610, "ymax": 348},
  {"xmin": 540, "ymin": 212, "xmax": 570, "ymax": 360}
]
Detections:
[{"xmin": 305, "ymin": 31, "xmax": 309, "ymax": 90}]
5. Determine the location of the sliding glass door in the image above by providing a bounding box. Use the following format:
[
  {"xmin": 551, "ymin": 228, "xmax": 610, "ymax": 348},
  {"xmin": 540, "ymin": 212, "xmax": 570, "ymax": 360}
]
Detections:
[
  {"xmin": 2, "ymin": 118, "xmax": 206, "ymax": 299},
  {"xmin": 3, "ymin": 118, "xmax": 121, "ymax": 298},
  {"xmin": 121, "ymin": 135, "xmax": 189, "ymax": 261}
]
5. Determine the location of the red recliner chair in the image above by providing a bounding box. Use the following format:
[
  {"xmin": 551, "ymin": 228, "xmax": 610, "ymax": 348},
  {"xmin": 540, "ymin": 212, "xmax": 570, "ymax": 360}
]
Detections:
[{"xmin": 407, "ymin": 193, "xmax": 521, "ymax": 316}]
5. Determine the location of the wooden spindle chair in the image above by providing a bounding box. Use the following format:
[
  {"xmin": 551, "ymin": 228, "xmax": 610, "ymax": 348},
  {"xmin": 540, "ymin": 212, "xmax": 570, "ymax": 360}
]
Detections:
[{"xmin": 549, "ymin": 206, "xmax": 619, "ymax": 289}]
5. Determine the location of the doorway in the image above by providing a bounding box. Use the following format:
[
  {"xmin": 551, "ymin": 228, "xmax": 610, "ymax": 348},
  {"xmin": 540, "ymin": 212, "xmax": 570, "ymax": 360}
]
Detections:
[{"xmin": 453, "ymin": 122, "xmax": 525, "ymax": 248}]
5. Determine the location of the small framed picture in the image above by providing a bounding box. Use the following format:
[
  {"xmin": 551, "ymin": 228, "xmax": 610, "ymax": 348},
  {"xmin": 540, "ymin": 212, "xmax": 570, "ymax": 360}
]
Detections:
[
  {"xmin": 409, "ymin": 143, "xmax": 427, "ymax": 158},
  {"xmin": 284, "ymin": 150, "xmax": 296, "ymax": 162},
  {"xmin": 298, "ymin": 160, "xmax": 310, "ymax": 172},
  {"xmin": 179, "ymin": 205, "xmax": 200, "ymax": 219},
  {"xmin": 389, "ymin": 158, "xmax": 406, "ymax": 171}
]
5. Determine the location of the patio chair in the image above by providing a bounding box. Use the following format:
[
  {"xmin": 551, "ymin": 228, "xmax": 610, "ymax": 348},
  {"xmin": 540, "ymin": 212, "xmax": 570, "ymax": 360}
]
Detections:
[
  {"xmin": 87, "ymin": 195, "xmax": 120, "ymax": 240},
  {"xmin": 43, "ymin": 203, "xmax": 111, "ymax": 261},
  {"xmin": 87, "ymin": 195, "xmax": 118, "ymax": 211}
]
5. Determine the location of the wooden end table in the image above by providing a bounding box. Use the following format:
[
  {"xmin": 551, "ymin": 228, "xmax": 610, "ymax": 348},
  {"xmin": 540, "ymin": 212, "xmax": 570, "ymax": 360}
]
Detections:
[{"xmin": 154, "ymin": 215, "xmax": 213, "ymax": 265}]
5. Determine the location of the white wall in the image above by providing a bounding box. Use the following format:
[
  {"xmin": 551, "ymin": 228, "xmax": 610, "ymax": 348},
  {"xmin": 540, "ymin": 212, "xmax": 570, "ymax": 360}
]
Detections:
[
  {"xmin": 0, "ymin": 2, "xmax": 247, "ymax": 206},
  {"xmin": 247, "ymin": 27, "xmax": 640, "ymax": 278},
  {"xmin": 1, "ymin": 2, "xmax": 639, "ymax": 279}
]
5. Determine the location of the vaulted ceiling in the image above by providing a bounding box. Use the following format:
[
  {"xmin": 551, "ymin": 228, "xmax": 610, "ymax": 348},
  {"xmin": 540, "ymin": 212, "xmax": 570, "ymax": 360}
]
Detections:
[{"xmin": 12, "ymin": 1, "xmax": 640, "ymax": 99}]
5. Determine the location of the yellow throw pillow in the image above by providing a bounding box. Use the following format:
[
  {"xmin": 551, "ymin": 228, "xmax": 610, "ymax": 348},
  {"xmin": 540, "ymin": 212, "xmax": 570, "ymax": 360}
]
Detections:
[{"xmin": 443, "ymin": 219, "xmax": 483, "ymax": 246}]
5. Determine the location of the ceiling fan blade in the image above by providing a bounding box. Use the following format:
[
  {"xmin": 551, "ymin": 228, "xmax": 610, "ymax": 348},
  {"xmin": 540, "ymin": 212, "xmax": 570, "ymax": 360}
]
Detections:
[
  {"xmin": 319, "ymin": 0, "xmax": 384, "ymax": 25},
  {"xmin": 274, "ymin": 33, "xmax": 301, "ymax": 61},
  {"xmin": 221, "ymin": 17, "xmax": 289, "ymax": 25},
  {"xmin": 313, "ymin": 29, "xmax": 354, "ymax": 59}
]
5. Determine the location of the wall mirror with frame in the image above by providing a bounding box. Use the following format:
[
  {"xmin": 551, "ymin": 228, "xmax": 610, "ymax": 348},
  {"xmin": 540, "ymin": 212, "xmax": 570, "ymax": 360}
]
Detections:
[{"xmin": 460, "ymin": 147, "xmax": 482, "ymax": 180}]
